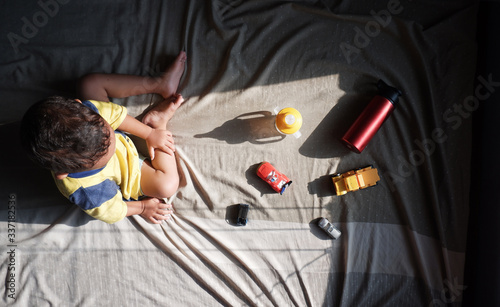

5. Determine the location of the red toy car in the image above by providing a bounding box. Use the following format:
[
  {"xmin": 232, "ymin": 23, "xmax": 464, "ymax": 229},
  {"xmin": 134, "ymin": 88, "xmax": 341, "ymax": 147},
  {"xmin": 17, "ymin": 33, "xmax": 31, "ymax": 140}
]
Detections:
[{"xmin": 256, "ymin": 162, "xmax": 292, "ymax": 194}]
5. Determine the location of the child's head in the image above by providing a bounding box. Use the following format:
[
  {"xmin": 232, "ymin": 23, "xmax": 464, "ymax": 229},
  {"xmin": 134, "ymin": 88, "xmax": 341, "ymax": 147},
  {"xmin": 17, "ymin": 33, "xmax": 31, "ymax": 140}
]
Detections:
[{"xmin": 20, "ymin": 96, "xmax": 111, "ymax": 174}]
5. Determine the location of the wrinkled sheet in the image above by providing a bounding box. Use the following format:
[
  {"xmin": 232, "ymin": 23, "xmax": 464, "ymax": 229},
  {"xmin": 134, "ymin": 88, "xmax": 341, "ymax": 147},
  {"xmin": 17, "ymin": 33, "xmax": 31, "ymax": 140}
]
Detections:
[{"xmin": 0, "ymin": 0, "xmax": 477, "ymax": 306}]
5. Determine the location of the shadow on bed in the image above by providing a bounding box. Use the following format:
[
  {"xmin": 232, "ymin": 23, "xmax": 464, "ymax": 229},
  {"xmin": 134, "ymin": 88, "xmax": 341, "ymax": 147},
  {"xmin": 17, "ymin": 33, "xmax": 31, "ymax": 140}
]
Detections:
[
  {"xmin": 0, "ymin": 121, "xmax": 92, "ymax": 227},
  {"xmin": 307, "ymin": 175, "xmax": 337, "ymax": 198},
  {"xmin": 194, "ymin": 111, "xmax": 286, "ymax": 144},
  {"xmin": 299, "ymin": 92, "xmax": 372, "ymax": 159}
]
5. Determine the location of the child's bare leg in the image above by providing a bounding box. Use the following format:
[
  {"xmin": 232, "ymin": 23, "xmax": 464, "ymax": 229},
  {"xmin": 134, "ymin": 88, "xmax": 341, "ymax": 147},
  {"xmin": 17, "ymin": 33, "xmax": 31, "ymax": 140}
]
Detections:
[
  {"xmin": 155, "ymin": 51, "xmax": 187, "ymax": 99},
  {"xmin": 140, "ymin": 150, "xmax": 179, "ymax": 199},
  {"xmin": 140, "ymin": 95, "xmax": 184, "ymax": 198},
  {"xmin": 78, "ymin": 51, "xmax": 186, "ymax": 102}
]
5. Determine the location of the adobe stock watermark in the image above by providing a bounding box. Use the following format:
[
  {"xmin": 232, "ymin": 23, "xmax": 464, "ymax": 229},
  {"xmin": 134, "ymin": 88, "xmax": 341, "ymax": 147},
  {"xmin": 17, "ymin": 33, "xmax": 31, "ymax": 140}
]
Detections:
[
  {"xmin": 340, "ymin": 0, "xmax": 412, "ymax": 64},
  {"xmin": 429, "ymin": 277, "xmax": 467, "ymax": 306},
  {"xmin": 385, "ymin": 74, "xmax": 500, "ymax": 191},
  {"xmin": 5, "ymin": 194, "xmax": 17, "ymax": 300},
  {"xmin": 7, "ymin": 0, "xmax": 71, "ymax": 54}
]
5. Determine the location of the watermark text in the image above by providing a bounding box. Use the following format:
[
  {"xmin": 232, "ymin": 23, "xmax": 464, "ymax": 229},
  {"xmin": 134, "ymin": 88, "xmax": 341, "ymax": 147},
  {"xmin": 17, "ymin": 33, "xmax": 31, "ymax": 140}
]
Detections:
[{"xmin": 6, "ymin": 194, "xmax": 17, "ymax": 300}]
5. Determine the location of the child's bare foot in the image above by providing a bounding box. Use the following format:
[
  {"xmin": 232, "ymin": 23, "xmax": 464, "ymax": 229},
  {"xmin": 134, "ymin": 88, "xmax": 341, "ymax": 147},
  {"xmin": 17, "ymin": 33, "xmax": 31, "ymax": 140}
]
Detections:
[
  {"xmin": 156, "ymin": 51, "xmax": 187, "ymax": 99},
  {"xmin": 142, "ymin": 94, "xmax": 184, "ymax": 129}
]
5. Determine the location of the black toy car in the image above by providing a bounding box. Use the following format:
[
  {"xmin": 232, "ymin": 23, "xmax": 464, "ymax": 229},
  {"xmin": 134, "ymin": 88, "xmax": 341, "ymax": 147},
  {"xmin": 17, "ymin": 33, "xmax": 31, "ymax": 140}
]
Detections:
[{"xmin": 236, "ymin": 204, "xmax": 249, "ymax": 226}]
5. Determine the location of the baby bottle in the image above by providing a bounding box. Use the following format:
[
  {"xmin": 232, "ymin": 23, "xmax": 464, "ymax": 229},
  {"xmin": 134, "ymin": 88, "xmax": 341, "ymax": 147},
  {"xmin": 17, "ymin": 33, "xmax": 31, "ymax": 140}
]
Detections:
[{"xmin": 274, "ymin": 107, "xmax": 303, "ymax": 138}]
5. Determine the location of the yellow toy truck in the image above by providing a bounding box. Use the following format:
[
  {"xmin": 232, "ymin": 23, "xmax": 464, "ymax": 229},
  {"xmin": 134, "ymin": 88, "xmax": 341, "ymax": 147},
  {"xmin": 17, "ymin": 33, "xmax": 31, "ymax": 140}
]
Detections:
[{"xmin": 331, "ymin": 166, "xmax": 380, "ymax": 195}]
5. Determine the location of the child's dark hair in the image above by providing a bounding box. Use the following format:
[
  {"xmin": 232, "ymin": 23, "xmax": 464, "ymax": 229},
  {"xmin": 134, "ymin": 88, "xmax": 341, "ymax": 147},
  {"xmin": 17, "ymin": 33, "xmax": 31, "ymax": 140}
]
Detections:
[{"xmin": 20, "ymin": 96, "xmax": 111, "ymax": 173}]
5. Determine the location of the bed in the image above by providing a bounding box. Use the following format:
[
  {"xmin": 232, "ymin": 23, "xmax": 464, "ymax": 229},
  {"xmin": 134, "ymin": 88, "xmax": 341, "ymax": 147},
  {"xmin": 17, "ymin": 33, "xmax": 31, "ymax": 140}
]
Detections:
[{"xmin": 0, "ymin": 0, "xmax": 482, "ymax": 306}]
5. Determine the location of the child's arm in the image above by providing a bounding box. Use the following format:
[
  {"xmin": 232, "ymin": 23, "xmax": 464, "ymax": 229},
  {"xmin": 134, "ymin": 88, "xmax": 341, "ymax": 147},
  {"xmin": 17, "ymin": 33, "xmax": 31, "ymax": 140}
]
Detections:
[
  {"xmin": 126, "ymin": 197, "xmax": 173, "ymax": 224},
  {"xmin": 118, "ymin": 115, "xmax": 175, "ymax": 159}
]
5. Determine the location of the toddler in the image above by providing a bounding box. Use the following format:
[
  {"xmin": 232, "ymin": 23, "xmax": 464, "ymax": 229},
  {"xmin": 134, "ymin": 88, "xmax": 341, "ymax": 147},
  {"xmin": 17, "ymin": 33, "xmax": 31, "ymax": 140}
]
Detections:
[{"xmin": 20, "ymin": 51, "xmax": 187, "ymax": 224}]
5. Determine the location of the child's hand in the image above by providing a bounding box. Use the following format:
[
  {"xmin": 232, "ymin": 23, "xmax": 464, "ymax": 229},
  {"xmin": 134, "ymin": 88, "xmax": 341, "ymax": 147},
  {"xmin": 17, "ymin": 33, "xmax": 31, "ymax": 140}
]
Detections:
[
  {"xmin": 140, "ymin": 197, "xmax": 174, "ymax": 224},
  {"xmin": 146, "ymin": 128, "xmax": 175, "ymax": 159}
]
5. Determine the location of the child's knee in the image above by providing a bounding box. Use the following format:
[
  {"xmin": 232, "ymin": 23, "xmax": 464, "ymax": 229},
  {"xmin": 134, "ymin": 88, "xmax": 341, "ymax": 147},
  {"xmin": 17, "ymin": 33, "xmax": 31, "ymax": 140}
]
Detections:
[
  {"xmin": 77, "ymin": 73, "xmax": 107, "ymax": 100},
  {"xmin": 78, "ymin": 73, "xmax": 99, "ymax": 91},
  {"xmin": 156, "ymin": 175, "xmax": 179, "ymax": 199}
]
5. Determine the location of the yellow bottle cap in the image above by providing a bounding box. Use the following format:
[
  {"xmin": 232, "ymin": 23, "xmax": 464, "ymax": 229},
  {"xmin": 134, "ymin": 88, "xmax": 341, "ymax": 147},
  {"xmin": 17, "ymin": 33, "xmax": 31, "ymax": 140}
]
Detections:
[{"xmin": 275, "ymin": 107, "xmax": 302, "ymax": 135}]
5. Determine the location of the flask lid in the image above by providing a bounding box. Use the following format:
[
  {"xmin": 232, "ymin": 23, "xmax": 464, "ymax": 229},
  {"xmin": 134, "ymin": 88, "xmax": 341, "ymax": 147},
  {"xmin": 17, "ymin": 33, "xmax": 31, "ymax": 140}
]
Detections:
[{"xmin": 377, "ymin": 79, "xmax": 402, "ymax": 105}]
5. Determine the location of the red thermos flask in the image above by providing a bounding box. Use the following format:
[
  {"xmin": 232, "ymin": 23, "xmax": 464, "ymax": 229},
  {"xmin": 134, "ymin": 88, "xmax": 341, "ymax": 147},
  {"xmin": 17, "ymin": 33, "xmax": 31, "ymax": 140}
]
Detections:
[{"xmin": 341, "ymin": 80, "xmax": 402, "ymax": 153}]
